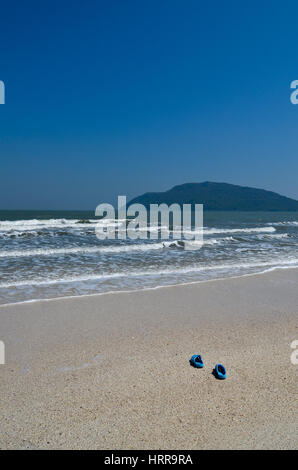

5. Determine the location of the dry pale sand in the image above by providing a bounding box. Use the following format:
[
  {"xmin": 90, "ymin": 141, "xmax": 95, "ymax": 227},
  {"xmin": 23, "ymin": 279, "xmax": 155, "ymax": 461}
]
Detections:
[{"xmin": 0, "ymin": 269, "xmax": 297, "ymax": 449}]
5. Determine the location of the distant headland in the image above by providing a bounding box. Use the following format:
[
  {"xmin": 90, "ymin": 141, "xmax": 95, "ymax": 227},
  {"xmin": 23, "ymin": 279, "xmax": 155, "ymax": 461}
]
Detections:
[{"xmin": 129, "ymin": 182, "xmax": 298, "ymax": 211}]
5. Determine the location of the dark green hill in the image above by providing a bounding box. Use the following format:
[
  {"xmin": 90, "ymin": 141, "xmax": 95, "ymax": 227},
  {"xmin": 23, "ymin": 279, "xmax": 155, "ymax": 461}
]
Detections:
[{"xmin": 129, "ymin": 182, "xmax": 298, "ymax": 211}]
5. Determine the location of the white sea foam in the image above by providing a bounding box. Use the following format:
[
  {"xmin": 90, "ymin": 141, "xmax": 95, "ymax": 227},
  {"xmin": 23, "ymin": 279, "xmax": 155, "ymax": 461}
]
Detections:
[
  {"xmin": 0, "ymin": 218, "xmax": 125, "ymax": 232},
  {"xmin": 1, "ymin": 257, "xmax": 297, "ymax": 289},
  {"xmin": 201, "ymin": 226, "xmax": 276, "ymax": 235},
  {"xmin": 256, "ymin": 233, "xmax": 289, "ymax": 239},
  {"xmin": 0, "ymin": 242, "xmax": 165, "ymax": 258},
  {"xmin": 0, "ymin": 219, "xmax": 276, "ymax": 235},
  {"xmin": 269, "ymin": 221, "xmax": 298, "ymax": 226},
  {"xmin": 0, "ymin": 236, "xmax": 221, "ymax": 259}
]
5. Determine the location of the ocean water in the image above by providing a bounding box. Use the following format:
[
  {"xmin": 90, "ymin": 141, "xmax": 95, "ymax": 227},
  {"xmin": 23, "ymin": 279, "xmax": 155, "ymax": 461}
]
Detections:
[{"xmin": 0, "ymin": 210, "xmax": 298, "ymax": 305}]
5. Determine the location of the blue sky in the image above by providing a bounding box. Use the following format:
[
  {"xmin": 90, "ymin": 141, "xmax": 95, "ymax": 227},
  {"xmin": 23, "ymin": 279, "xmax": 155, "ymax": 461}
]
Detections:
[{"xmin": 1, "ymin": 0, "xmax": 298, "ymax": 209}]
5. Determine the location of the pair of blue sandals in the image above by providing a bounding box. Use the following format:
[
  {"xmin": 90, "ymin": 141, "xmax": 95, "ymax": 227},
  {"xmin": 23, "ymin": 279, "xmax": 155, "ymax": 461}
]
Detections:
[{"xmin": 190, "ymin": 354, "xmax": 227, "ymax": 380}]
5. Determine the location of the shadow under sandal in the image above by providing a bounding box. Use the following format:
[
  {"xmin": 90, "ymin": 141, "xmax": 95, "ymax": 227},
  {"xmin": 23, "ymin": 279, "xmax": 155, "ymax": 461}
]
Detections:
[
  {"xmin": 213, "ymin": 363, "xmax": 227, "ymax": 379},
  {"xmin": 190, "ymin": 354, "xmax": 204, "ymax": 368}
]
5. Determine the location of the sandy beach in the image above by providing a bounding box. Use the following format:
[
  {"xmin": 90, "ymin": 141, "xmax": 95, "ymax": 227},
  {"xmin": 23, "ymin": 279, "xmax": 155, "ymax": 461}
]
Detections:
[{"xmin": 0, "ymin": 269, "xmax": 297, "ymax": 450}]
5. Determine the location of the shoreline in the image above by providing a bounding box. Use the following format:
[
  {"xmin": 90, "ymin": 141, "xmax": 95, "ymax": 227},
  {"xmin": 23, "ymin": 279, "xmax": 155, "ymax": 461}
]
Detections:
[
  {"xmin": 1, "ymin": 264, "xmax": 298, "ymax": 309},
  {"xmin": 0, "ymin": 268, "xmax": 297, "ymax": 449}
]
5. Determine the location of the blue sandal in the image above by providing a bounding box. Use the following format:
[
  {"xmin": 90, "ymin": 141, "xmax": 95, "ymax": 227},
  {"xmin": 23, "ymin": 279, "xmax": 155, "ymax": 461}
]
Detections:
[
  {"xmin": 190, "ymin": 354, "xmax": 204, "ymax": 368},
  {"xmin": 214, "ymin": 363, "xmax": 226, "ymax": 379}
]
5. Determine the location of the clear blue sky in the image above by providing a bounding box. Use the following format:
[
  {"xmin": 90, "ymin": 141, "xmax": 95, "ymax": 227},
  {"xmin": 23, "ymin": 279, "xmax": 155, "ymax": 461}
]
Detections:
[{"xmin": 1, "ymin": 0, "xmax": 298, "ymax": 209}]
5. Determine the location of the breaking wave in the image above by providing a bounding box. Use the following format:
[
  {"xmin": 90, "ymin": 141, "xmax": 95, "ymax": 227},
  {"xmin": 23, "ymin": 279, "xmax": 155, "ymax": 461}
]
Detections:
[{"xmin": 1, "ymin": 257, "xmax": 298, "ymax": 289}]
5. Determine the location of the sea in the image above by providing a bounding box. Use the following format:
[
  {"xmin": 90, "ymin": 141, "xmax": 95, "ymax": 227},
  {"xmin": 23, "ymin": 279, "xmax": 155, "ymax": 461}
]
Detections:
[{"xmin": 0, "ymin": 210, "xmax": 298, "ymax": 305}]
